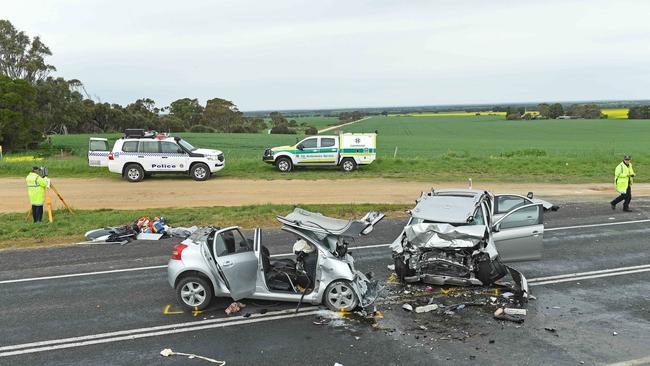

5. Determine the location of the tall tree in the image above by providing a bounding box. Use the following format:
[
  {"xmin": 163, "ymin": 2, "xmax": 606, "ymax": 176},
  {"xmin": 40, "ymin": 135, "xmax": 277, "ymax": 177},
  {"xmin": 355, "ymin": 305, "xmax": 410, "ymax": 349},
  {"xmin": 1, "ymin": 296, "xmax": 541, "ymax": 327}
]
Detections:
[
  {"xmin": 169, "ymin": 98, "xmax": 203, "ymax": 127},
  {"xmin": 0, "ymin": 20, "xmax": 56, "ymax": 83},
  {"xmin": 0, "ymin": 75, "xmax": 44, "ymax": 150},
  {"xmin": 548, "ymin": 103, "xmax": 564, "ymax": 119},
  {"xmin": 201, "ymin": 98, "xmax": 245, "ymax": 132}
]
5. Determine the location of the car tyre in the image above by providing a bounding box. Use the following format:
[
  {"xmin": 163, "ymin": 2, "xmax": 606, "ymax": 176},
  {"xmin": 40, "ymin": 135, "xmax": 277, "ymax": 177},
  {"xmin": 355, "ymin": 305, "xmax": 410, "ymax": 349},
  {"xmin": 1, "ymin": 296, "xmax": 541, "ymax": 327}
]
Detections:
[
  {"xmin": 340, "ymin": 158, "xmax": 357, "ymax": 172},
  {"xmin": 276, "ymin": 157, "xmax": 293, "ymax": 173},
  {"xmin": 394, "ymin": 256, "xmax": 415, "ymax": 282},
  {"xmin": 323, "ymin": 280, "xmax": 358, "ymax": 312},
  {"xmin": 124, "ymin": 164, "xmax": 144, "ymax": 183},
  {"xmin": 175, "ymin": 276, "xmax": 213, "ymax": 311},
  {"xmin": 191, "ymin": 163, "xmax": 210, "ymax": 181}
]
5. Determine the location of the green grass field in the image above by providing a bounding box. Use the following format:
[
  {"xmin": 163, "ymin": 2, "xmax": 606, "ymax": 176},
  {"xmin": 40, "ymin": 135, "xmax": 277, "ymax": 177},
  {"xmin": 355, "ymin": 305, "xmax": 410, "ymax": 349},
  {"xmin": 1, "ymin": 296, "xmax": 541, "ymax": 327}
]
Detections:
[{"xmin": 1, "ymin": 115, "xmax": 647, "ymax": 182}]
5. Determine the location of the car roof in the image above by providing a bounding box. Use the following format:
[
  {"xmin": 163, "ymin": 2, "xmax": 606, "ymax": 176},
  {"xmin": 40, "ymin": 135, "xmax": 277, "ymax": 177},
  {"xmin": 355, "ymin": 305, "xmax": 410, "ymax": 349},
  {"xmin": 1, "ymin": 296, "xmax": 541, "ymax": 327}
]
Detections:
[
  {"xmin": 277, "ymin": 208, "xmax": 372, "ymax": 237},
  {"xmin": 410, "ymin": 189, "xmax": 489, "ymax": 224}
]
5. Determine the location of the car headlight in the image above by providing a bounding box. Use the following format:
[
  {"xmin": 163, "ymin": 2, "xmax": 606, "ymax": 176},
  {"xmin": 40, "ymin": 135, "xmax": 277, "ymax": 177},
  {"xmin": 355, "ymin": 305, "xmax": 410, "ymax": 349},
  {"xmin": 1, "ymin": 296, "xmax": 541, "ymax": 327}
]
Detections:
[{"xmin": 207, "ymin": 155, "xmax": 219, "ymax": 161}]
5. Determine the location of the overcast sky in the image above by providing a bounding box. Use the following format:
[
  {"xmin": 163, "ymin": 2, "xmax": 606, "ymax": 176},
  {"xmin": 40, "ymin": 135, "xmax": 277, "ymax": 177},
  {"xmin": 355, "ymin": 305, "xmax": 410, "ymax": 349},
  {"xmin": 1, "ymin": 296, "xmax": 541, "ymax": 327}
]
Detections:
[{"xmin": 3, "ymin": 0, "xmax": 650, "ymax": 110}]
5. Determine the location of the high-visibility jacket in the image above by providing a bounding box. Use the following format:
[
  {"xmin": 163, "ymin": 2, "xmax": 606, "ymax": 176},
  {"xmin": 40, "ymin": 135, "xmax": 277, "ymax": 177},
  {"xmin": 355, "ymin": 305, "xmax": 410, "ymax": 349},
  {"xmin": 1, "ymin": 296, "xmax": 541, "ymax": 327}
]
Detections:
[
  {"xmin": 26, "ymin": 172, "xmax": 47, "ymax": 205},
  {"xmin": 614, "ymin": 162, "xmax": 635, "ymax": 193}
]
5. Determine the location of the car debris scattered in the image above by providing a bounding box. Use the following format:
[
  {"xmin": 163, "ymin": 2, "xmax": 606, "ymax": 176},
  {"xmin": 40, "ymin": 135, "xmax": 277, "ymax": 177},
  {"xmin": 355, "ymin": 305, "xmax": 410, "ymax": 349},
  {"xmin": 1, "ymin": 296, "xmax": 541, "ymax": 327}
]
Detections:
[
  {"xmin": 160, "ymin": 348, "xmax": 225, "ymax": 365},
  {"xmin": 224, "ymin": 302, "xmax": 246, "ymax": 315},
  {"xmin": 82, "ymin": 216, "xmax": 198, "ymax": 245}
]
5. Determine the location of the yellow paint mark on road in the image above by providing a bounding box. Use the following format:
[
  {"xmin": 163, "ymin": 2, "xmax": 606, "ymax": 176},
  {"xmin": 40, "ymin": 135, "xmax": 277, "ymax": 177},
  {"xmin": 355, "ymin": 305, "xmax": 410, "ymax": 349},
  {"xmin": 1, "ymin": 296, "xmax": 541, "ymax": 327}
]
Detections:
[
  {"xmin": 386, "ymin": 272, "xmax": 400, "ymax": 284},
  {"xmin": 163, "ymin": 304, "xmax": 184, "ymax": 315},
  {"xmin": 192, "ymin": 306, "xmax": 203, "ymax": 317}
]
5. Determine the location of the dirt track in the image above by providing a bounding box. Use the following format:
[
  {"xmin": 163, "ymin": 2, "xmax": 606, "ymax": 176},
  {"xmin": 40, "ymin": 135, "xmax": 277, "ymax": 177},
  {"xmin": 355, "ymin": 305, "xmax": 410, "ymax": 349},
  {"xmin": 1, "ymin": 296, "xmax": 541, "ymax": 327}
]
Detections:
[{"xmin": 3, "ymin": 177, "xmax": 648, "ymax": 213}]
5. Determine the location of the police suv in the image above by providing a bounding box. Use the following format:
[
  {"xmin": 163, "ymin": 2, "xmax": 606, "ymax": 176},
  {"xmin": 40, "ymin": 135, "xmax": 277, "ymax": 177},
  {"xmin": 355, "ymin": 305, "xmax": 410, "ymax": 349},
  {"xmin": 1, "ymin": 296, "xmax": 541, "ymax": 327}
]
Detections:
[{"xmin": 88, "ymin": 130, "xmax": 225, "ymax": 182}]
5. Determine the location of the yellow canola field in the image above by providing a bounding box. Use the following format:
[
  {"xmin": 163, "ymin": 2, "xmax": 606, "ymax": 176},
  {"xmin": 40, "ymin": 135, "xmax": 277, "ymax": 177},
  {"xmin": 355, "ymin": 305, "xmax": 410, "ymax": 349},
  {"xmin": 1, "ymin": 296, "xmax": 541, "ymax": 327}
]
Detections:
[
  {"xmin": 2, "ymin": 156, "xmax": 44, "ymax": 162},
  {"xmin": 393, "ymin": 111, "xmax": 507, "ymax": 117},
  {"xmin": 601, "ymin": 108, "xmax": 628, "ymax": 119}
]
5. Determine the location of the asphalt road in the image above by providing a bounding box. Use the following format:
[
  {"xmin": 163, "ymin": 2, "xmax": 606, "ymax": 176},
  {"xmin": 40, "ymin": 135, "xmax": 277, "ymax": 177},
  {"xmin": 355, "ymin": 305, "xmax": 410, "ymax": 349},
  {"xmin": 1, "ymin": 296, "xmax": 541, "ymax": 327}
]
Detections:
[{"xmin": 1, "ymin": 199, "xmax": 650, "ymax": 365}]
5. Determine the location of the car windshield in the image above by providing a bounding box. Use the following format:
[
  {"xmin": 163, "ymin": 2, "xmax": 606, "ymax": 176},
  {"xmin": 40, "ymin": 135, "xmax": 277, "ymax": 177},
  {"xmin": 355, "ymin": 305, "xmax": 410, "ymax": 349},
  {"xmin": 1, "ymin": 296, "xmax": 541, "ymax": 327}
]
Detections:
[{"xmin": 177, "ymin": 139, "xmax": 197, "ymax": 151}]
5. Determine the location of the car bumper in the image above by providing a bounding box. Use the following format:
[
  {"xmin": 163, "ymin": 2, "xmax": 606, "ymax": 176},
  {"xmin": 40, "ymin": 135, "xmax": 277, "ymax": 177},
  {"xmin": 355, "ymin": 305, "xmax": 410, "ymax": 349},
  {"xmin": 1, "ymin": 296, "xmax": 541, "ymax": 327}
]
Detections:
[
  {"xmin": 210, "ymin": 162, "xmax": 225, "ymax": 173},
  {"xmin": 167, "ymin": 259, "xmax": 185, "ymax": 288}
]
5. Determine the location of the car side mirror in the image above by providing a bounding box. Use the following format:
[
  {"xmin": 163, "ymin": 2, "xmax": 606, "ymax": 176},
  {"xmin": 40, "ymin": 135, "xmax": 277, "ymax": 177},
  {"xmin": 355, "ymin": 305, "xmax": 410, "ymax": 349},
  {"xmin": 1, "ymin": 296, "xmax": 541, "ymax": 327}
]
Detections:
[
  {"xmin": 296, "ymin": 144, "xmax": 303, "ymax": 150},
  {"xmin": 492, "ymin": 223, "xmax": 501, "ymax": 232},
  {"xmin": 527, "ymin": 192, "xmax": 534, "ymax": 199}
]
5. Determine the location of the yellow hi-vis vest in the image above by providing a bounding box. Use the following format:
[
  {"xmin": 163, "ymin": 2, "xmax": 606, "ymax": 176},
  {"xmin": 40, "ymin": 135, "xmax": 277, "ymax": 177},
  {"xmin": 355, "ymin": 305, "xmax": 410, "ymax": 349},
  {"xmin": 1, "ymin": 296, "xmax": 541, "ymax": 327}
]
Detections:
[
  {"xmin": 26, "ymin": 172, "xmax": 47, "ymax": 205},
  {"xmin": 614, "ymin": 162, "xmax": 635, "ymax": 193}
]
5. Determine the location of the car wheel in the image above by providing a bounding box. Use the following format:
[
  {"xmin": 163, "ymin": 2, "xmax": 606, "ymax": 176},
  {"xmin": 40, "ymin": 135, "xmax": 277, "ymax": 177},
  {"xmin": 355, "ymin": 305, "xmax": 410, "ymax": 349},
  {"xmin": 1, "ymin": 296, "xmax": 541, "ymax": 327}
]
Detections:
[
  {"xmin": 191, "ymin": 163, "xmax": 210, "ymax": 181},
  {"xmin": 175, "ymin": 276, "xmax": 213, "ymax": 311},
  {"xmin": 276, "ymin": 157, "xmax": 293, "ymax": 173},
  {"xmin": 323, "ymin": 280, "xmax": 358, "ymax": 312},
  {"xmin": 340, "ymin": 158, "xmax": 357, "ymax": 172},
  {"xmin": 125, "ymin": 164, "xmax": 144, "ymax": 182},
  {"xmin": 394, "ymin": 256, "xmax": 415, "ymax": 282}
]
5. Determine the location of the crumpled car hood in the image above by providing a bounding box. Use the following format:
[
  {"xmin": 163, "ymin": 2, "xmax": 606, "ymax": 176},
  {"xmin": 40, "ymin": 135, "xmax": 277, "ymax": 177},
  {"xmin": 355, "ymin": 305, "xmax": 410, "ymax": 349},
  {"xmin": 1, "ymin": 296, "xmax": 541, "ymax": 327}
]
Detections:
[{"xmin": 391, "ymin": 223, "xmax": 487, "ymax": 252}]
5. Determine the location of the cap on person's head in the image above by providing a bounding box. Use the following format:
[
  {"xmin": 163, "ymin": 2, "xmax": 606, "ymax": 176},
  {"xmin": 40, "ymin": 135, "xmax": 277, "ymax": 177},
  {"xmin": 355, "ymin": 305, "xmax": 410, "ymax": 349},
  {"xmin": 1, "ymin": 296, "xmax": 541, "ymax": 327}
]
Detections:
[
  {"xmin": 624, "ymin": 155, "xmax": 632, "ymax": 160},
  {"xmin": 32, "ymin": 166, "xmax": 40, "ymax": 172}
]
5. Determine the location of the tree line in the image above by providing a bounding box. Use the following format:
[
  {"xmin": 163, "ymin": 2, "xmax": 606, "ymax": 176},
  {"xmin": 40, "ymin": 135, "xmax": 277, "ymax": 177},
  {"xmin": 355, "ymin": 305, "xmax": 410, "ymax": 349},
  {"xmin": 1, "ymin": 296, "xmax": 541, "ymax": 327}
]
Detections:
[
  {"xmin": 505, "ymin": 103, "xmax": 606, "ymax": 120},
  {"xmin": 0, "ymin": 20, "xmax": 301, "ymax": 151}
]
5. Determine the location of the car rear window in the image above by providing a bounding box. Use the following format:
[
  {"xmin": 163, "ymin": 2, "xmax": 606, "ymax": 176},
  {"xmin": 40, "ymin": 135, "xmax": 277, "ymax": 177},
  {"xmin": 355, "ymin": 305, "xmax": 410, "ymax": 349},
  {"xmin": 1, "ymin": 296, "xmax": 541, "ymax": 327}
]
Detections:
[
  {"xmin": 321, "ymin": 138, "xmax": 335, "ymax": 147},
  {"xmin": 89, "ymin": 140, "xmax": 109, "ymax": 151},
  {"xmin": 122, "ymin": 141, "xmax": 139, "ymax": 152},
  {"xmin": 140, "ymin": 141, "xmax": 159, "ymax": 153}
]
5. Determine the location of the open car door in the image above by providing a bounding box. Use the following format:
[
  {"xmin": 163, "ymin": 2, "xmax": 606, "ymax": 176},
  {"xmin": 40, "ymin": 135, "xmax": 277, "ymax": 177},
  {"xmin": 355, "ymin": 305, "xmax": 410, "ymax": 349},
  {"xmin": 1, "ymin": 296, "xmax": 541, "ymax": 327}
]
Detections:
[
  {"xmin": 277, "ymin": 208, "xmax": 385, "ymax": 237},
  {"xmin": 492, "ymin": 194, "xmax": 533, "ymax": 222},
  {"xmin": 88, "ymin": 137, "xmax": 110, "ymax": 167},
  {"xmin": 492, "ymin": 204, "xmax": 544, "ymax": 262},
  {"xmin": 211, "ymin": 227, "xmax": 258, "ymax": 300}
]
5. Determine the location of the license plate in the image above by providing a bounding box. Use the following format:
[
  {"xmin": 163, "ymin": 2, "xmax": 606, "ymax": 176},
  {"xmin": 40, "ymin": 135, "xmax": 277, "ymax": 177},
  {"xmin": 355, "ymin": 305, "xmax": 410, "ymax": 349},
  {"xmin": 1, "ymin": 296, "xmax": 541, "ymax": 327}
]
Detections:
[{"xmin": 90, "ymin": 160, "xmax": 101, "ymax": 166}]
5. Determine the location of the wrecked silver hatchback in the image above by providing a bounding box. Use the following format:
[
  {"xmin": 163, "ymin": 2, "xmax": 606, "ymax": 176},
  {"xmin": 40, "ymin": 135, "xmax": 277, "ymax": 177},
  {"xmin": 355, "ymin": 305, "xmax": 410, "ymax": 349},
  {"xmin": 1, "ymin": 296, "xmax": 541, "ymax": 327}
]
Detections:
[
  {"xmin": 391, "ymin": 189, "xmax": 539, "ymax": 300},
  {"xmin": 167, "ymin": 208, "xmax": 384, "ymax": 312}
]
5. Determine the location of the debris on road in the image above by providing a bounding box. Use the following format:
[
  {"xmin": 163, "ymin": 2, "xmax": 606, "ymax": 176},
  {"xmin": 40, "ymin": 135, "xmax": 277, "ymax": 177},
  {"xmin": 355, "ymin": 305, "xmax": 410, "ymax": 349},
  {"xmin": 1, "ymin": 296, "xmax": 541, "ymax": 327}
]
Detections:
[
  {"xmin": 504, "ymin": 308, "xmax": 527, "ymax": 316},
  {"xmin": 402, "ymin": 304, "xmax": 413, "ymax": 312},
  {"xmin": 224, "ymin": 302, "xmax": 246, "ymax": 315},
  {"xmin": 160, "ymin": 348, "xmax": 226, "ymax": 365},
  {"xmin": 415, "ymin": 304, "xmax": 438, "ymax": 313}
]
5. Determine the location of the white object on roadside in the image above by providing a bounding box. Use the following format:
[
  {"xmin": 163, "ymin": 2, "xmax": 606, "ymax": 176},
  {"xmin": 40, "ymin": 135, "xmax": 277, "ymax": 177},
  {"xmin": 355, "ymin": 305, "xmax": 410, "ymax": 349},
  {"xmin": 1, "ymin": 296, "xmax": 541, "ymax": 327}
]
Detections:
[
  {"xmin": 402, "ymin": 303, "xmax": 413, "ymax": 312},
  {"xmin": 504, "ymin": 308, "xmax": 527, "ymax": 316},
  {"xmin": 387, "ymin": 264, "xmax": 395, "ymax": 271},
  {"xmin": 160, "ymin": 348, "xmax": 225, "ymax": 364},
  {"xmin": 415, "ymin": 304, "xmax": 438, "ymax": 313},
  {"xmin": 137, "ymin": 233, "xmax": 164, "ymax": 240}
]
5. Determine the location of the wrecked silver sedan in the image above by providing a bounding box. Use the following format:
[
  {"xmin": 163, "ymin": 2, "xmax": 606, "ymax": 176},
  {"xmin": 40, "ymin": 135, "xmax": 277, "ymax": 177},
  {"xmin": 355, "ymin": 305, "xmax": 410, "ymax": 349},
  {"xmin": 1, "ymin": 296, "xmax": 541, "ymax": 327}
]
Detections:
[
  {"xmin": 392, "ymin": 189, "xmax": 546, "ymax": 299},
  {"xmin": 168, "ymin": 208, "xmax": 384, "ymax": 312}
]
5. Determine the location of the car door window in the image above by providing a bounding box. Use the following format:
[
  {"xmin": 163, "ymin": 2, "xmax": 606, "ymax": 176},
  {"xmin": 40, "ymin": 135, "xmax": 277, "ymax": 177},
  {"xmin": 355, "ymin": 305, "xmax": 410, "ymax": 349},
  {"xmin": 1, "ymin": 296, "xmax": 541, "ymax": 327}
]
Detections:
[
  {"xmin": 320, "ymin": 138, "xmax": 335, "ymax": 148},
  {"xmin": 470, "ymin": 205, "xmax": 485, "ymax": 225},
  {"xmin": 140, "ymin": 141, "xmax": 160, "ymax": 153},
  {"xmin": 301, "ymin": 138, "xmax": 317, "ymax": 149},
  {"xmin": 89, "ymin": 140, "xmax": 109, "ymax": 151},
  {"xmin": 496, "ymin": 196, "xmax": 527, "ymax": 214},
  {"xmin": 215, "ymin": 229, "xmax": 250, "ymax": 257},
  {"xmin": 122, "ymin": 141, "xmax": 139, "ymax": 152},
  {"xmin": 161, "ymin": 141, "xmax": 181, "ymax": 154},
  {"xmin": 499, "ymin": 205, "xmax": 541, "ymax": 229}
]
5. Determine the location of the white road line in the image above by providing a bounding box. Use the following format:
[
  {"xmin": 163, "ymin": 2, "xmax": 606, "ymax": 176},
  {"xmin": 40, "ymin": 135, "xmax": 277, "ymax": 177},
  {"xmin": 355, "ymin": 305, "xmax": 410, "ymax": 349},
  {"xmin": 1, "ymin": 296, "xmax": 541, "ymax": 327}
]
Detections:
[
  {"xmin": 1, "ymin": 218, "xmax": 648, "ymax": 285},
  {"xmin": 528, "ymin": 263, "xmax": 650, "ymax": 283},
  {"xmin": 605, "ymin": 355, "xmax": 650, "ymax": 366},
  {"xmin": 0, "ymin": 307, "xmax": 315, "ymax": 352},
  {"xmin": 0, "ymin": 265, "xmax": 167, "ymax": 285},
  {"xmin": 530, "ymin": 267, "xmax": 650, "ymax": 286},
  {"xmin": 0, "ymin": 309, "xmax": 320, "ymax": 357},
  {"xmin": 545, "ymin": 218, "xmax": 650, "ymax": 232}
]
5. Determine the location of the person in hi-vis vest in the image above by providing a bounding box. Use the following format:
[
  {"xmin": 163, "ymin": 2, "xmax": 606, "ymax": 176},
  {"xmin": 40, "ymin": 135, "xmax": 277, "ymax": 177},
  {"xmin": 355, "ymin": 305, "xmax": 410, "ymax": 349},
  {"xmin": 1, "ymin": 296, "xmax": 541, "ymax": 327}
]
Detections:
[
  {"xmin": 610, "ymin": 155, "xmax": 635, "ymax": 212},
  {"xmin": 25, "ymin": 166, "xmax": 50, "ymax": 223}
]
